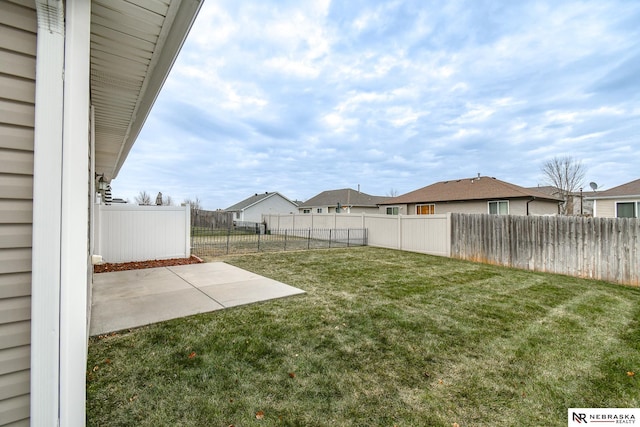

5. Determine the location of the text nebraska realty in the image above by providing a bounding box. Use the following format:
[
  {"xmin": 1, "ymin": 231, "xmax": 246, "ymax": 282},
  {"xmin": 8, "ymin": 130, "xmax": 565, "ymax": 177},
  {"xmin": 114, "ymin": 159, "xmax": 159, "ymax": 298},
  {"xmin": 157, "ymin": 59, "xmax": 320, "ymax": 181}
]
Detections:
[{"xmin": 573, "ymin": 412, "xmax": 636, "ymax": 424}]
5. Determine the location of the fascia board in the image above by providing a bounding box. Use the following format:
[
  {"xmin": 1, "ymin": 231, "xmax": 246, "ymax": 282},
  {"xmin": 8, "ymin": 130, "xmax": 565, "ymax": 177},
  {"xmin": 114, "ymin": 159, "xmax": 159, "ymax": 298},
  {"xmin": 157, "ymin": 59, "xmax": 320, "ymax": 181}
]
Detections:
[{"xmin": 111, "ymin": 0, "xmax": 203, "ymax": 179}]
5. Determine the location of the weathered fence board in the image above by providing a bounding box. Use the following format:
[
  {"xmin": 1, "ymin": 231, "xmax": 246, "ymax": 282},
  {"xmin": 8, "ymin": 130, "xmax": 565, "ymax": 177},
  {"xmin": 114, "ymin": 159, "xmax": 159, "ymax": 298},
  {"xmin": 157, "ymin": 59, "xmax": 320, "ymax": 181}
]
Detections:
[
  {"xmin": 451, "ymin": 214, "xmax": 639, "ymax": 286},
  {"xmin": 192, "ymin": 209, "xmax": 233, "ymax": 229}
]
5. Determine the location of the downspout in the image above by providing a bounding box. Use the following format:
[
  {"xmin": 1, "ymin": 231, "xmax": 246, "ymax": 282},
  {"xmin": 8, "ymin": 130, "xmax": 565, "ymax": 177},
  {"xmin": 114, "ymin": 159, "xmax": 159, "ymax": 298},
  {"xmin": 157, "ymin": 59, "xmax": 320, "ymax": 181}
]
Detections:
[
  {"xmin": 59, "ymin": 0, "xmax": 91, "ymax": 425},
  {"xmin": 526, "ymin": 197, "xmax": 535, "ymax": 216},
  {"xmin": 32, "ymin": 1, "xmax": 65, "ymax": 425}
]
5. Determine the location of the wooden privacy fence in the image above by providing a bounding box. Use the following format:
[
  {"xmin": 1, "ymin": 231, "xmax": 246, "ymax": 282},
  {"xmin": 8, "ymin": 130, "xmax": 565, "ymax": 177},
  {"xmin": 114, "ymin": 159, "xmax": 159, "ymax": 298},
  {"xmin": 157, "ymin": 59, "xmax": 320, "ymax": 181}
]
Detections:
[
  {"xmin": 264, "ymin": 213, "xmax": 639, "ymax": 286},
  {"xmin": 192, "ymin": 208, "xmax": 233, "ymax": 229},
  {"xmin": 451, "ymin": 214, "xmax": 639, "ymax": 286}
]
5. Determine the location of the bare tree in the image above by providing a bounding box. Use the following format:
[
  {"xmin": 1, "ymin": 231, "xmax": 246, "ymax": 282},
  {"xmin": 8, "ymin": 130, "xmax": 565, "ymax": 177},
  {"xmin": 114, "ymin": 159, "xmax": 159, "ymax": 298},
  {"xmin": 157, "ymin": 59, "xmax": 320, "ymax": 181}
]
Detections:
[
  {"xmin": 134, "ymin": 190, "xmax": 152, "ymax": 205},
  {"xmin": 183, "ymin": 196, "xmax": 202, "ymax": 211},
  {"xmin": 541, "ymin": 156, "xmax": 586, "ymax": 215},
  {"xmin": 163, "ymin": 195, "xmax": 174, "ymax": 206},
  {"xmin": 386, "ymin": 188, "xmax": 399, "ymax": 197},
  {"xmin": 183, "ymin": 196, "xmax": 203, "ymax": 227}
]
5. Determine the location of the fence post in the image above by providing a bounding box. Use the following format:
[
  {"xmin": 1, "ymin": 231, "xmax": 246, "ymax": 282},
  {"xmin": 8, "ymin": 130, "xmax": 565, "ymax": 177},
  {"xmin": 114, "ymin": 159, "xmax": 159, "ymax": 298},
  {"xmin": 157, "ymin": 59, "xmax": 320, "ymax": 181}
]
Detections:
[
  {"xmin": 284, "ymin": 229, "xmax": 287, "ymax": 251},
  {"xmin": 308, "ymin": 229, "xmax": 311, "ymax": 249},
  {"xmin": 397, "ymin": 214, "xmax": 402, "ymax": 251},
  {"xmin": 226, "ymin": 227, "xmax": 230, "ymax": 255},
  {"xmin": 95, "ymin": 203, "xmax": 102, "ymax": 258},
  {"xmin": 329, "ymin": 229, "xmax": 332, "ymax": 248},
  {"xmin": 184, "ymin": 204, "xmax": 191, "ymax": 257},
  {"xmin": 446, "ymin": 212, "xmax": 452, "ymax": 257},
  {"xmin": 347, "ymin": 229, "xmax": 350, "ymax": 247},
  {"xmin": 257, "ymin": 230, "xmax": 261, "ymax": 252}
]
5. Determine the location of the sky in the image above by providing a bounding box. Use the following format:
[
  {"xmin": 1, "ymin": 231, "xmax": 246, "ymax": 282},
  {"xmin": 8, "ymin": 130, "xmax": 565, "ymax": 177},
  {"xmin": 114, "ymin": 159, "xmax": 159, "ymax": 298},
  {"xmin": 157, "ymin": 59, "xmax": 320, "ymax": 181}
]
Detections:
[{"xmin": 112, "ymin": 0, "xmax": 640, "ymax": 210}]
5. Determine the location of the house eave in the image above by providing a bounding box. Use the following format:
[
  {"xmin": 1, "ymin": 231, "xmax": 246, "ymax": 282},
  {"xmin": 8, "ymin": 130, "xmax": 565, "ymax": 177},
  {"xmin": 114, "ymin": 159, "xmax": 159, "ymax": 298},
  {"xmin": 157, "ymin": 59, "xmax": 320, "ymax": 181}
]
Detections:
[
  {"xmin": 379, "ymin": 195, "xmax": 562, "ymax": 206},
  {"xmin": 92, "ymin": 0, "xmax": 203, "ymax": 181},
  {"xmin": 586, "ymin": 194, "xmax": 640, "ymax": 201}
]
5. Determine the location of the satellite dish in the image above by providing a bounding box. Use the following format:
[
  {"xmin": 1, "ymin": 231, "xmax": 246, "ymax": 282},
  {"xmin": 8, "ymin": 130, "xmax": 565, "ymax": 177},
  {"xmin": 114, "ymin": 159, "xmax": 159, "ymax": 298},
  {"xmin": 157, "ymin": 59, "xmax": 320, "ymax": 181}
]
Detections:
[{"xmin": 589, "ymin": 182, "xmax": 598, "ymax": 191}]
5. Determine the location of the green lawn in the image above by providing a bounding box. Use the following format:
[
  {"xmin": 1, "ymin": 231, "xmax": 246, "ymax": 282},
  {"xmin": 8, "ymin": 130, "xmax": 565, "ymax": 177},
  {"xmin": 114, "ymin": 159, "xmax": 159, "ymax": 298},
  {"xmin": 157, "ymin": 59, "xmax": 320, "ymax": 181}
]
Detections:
[{"xmin": 86, "ymin": 247, "xmax": 640, "ymax": 426}]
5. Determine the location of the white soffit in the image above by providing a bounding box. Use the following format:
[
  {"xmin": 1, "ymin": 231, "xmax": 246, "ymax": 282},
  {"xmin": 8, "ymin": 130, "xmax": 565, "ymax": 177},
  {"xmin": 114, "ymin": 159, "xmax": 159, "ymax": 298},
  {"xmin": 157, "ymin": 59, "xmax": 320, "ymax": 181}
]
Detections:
[{"xmin": 91, "ymin": 0, "xmax": 201, "ymax": 180}]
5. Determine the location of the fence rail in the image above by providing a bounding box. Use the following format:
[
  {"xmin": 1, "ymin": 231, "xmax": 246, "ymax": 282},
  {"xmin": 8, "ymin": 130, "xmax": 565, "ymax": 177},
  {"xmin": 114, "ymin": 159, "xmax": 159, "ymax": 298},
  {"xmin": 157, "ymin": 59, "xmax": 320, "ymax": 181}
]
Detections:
[{"xmin": 191, "ymin": 227, "xmax": 367, "ymax": 257}]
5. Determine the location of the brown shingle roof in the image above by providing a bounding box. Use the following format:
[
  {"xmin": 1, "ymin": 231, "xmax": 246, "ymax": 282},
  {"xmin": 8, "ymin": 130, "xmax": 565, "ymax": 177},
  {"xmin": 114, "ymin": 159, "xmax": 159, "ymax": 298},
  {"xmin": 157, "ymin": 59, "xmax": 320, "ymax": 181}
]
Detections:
[
  {"xmin": 588, "ymin": 178, "xmax": 640, "ymax": 198},
  {"xmin": 381, "ymin": 176, "xmax": 562, "ymax": 205}
]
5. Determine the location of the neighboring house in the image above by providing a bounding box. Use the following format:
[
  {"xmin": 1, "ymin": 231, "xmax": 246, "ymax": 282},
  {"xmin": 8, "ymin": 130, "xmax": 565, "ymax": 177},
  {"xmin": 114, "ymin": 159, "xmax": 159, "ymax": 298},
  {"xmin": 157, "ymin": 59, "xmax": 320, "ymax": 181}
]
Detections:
[
  {"xmin": 0, "ymin": 1, "xmax": 203, "ymax": 425},
  {"xmin": 298, "ymin": 188, "xmax": 388, "ymax": 214},
  {"xmin": 225, "ymin": 192, "xmax": 298, "ymax": 222},
  {"xmin": 530, "ymin": 185, "xmax": 596, "ymax": 216},
  {"xmin": 379, "ymin": 176, "xmax": 562, "ymax": 215},
  {"xmin": 587, "ymin": 178, "xmax": 640, "ymax": 218}
]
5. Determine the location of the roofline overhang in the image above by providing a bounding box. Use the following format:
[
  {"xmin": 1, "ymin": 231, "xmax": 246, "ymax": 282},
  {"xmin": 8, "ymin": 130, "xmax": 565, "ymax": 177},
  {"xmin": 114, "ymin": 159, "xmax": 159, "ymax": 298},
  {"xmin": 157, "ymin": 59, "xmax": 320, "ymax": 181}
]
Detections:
[
  {"xmin": 109, "ymin": 0, "xmax": 203, "ymax": 179},
  {"xmin": 586, "ymin": 194, "xmax": 640, "ymax": 201},
  {"xmin": 234, "ymin": 192, "xmax": 299, "ymax": 210},
  {"xmin": 378, "ymin": 196, "xmax": 562, "ymax": 205}
]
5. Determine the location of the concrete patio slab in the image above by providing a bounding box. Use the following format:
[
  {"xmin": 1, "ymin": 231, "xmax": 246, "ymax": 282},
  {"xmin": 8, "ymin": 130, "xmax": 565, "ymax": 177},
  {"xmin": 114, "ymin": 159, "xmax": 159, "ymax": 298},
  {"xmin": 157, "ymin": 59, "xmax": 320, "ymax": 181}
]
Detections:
[
  {"xmin": 197, "ymin": 277, "xmax": 304, "ymax": 308},
  {"xmin": 90, "ymin": 288, "xmax": 225, "ymax": 336},
  {"xmin": 89, "ymin": 262, "xmax": 305, "ymax": 336},
  {"xmin": 92, "ymin": 267, "xmax": 193, "ymax": 300},
  {"xmin": 167, "ymin": 262, "xmax": 265, "ymax": 287}
]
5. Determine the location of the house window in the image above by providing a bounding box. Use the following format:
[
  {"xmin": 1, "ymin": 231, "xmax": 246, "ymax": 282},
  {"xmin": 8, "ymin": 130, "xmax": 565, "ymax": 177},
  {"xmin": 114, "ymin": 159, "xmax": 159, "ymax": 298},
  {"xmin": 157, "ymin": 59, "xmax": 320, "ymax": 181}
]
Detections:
[
  {"xmin": 416, "ymin": 204, "xmax": 435, "ymax": 215},
  {"xmin": 616, "ymin": 202, "xmax": 639, "ymax": 218},
  {"xmin": 488, "ymin": 200, "xmax": 509, "ymax": 215},
  {"xmin": 386, "ymin": 206, "xmax": 399, "ymax": 215},
  {"xmin": 317, "ymin": 208, "xmax": 322, "ymax": 213},
  {"xmin": 302, "ymin": 209, "xmax": 311, "ymax": 214}
]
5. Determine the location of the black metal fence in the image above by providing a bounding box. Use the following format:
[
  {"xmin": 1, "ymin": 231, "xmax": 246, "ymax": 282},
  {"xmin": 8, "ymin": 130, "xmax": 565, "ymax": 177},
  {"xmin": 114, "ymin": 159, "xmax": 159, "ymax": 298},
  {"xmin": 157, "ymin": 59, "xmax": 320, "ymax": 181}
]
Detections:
[{"xmin": 191, "ymin": 227, "xmax": 368, "ymax": 257}]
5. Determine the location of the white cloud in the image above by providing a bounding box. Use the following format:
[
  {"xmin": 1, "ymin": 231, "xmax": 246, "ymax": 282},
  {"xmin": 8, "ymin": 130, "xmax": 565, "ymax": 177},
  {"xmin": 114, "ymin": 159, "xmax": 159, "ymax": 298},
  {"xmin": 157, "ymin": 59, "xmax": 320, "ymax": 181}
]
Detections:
[
  {"xmin": 114, "ymin": 0, "xmax": 640, "ymax": 209},
  {"xmin": 264, "ymin": 57, "xmax": 320, "ymax": 79}
]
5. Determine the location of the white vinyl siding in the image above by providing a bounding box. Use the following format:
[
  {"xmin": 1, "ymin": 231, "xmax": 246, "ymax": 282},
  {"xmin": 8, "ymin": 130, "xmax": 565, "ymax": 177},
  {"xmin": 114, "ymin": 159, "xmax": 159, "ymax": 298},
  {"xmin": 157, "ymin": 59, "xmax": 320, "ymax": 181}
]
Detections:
[
  {"xmin": 239, "ymin": 194, "xmax": 298, "ymax": 223},
  {"xmin": 0, "ymin": 1, "xmax": 36, "ymax": 425},
  {"xmin": 593, "ymin": 199, "xmax": 639, "ymax": 218}
]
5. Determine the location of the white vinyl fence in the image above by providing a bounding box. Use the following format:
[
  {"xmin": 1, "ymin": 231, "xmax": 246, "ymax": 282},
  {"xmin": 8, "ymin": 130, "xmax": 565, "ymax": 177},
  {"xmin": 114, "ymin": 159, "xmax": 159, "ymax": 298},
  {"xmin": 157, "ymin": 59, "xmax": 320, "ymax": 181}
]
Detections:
[
  {"xmin": 94, "ymin": 204, "xmax": 191, "ymax": 263},
  {"xmin": 263, "ymin": 213, "xmax": 451, "ymax": 257}
]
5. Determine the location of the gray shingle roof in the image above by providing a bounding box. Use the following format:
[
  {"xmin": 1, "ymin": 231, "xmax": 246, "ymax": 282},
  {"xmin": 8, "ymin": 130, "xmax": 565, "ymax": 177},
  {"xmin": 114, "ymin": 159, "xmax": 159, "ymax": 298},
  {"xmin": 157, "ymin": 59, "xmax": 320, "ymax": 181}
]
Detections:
[
  {"xmin": 299, "ymin": 188, "xmax": 388, "ymax": 208},
  {"xmin": 226, "ymin": 192, "xmax": 297, "ymax": 211},
  {"xmin": 527, "ymin": 186, "xmax": 596, "ymax": 198}
]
